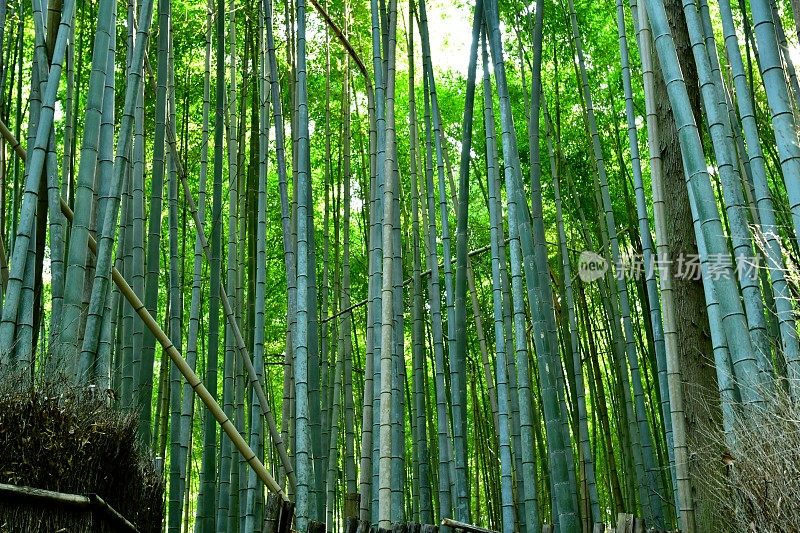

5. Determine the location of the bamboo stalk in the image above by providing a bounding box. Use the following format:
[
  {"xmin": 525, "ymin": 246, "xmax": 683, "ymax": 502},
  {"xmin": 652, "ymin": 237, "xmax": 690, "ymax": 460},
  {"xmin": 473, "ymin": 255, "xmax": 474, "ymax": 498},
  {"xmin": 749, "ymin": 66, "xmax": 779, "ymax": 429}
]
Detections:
[
  {"xmin": 441, "ymin": 517, "xmax": 498, "ymax": 533},
  {"xmin": 0, "ymin": 483, "xmax": 139, "ymax": 532},
  {"xmin": 0, "ymin": 121, "xmax": 286, "ymax": 499},
  {"xmin": 65, "ymin": 196, "xmax": 285, "ymax": 499}
]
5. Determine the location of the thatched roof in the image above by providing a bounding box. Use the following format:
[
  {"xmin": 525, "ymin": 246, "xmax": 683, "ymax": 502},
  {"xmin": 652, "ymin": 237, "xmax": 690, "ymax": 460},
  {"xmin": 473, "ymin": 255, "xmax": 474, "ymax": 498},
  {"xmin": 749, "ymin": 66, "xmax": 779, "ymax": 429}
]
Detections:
[{"xmin": 0, "ymin": 383, "xmax": 163, "ymax": 532}]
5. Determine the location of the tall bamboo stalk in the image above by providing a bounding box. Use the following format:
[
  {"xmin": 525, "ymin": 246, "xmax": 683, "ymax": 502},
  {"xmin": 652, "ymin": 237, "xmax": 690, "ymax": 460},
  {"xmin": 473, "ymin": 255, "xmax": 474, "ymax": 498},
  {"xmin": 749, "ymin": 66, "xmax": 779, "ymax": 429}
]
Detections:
[{"xmin": 482, "ymin": 33, "xmax": 516, "ymax": 533}]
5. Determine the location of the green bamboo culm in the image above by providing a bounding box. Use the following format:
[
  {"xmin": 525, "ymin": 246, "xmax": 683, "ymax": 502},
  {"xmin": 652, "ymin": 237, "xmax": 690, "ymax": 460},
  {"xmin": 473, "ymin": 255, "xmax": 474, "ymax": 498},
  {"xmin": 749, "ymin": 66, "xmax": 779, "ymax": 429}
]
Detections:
[
  {"xmin": 749, "ymin": 0, "xmax": 800, "ymax": 251},
  {"xmin": 451, "ymin": 0, "xmax": 482, "ymax": 523},
  {"xmin": 388, "ymin": 0, "xmax": 405, "ymax": 519},
  {"xmin": 359, "ymin": 0, "xmax": 386, "ymax": 520},
  {"xmin": 136, "ymin": 0, "xmax": 170, "ymax": 446},
  {"xmin": 215, "ymin": 0, "xmax": 239, "ymax": 520},
  {"xmin": 484, "ymin": 0, "xmax": 578, "ymax": 528},
  {"xmin": 3, "ymin": 0, "xmax": 76, "ymax": 374},
  {"xmin": 420, "ymin": 44, "xmax": 453, "ymax": 529},
  {"xmin": 195, "ymin": 0, "xmax": 226, "ymax": 525},
  {"xmin": 178, "ymin": 2, "xmax": 210, "ymax": 528},
  {"xmin": 376, "ymin": 0, "xmax": 399, "ymax": 525},
  {"xmin": 295, "ymin": 0, "xmax": 314, "ymax": 523},
  {"xmin": 342, "ymin": 24, "xmax": 359, "ymax": 510},
  {"xmin": 165, "ymin": 20, "xmax": 184, "ymax": 532},
  {"xmin": 244, "ymin": 6, "xmax": 271, "ymax": 530},
  {"xmin": 86, "ymin": 0, "xmax": 117, "ymax": 385},
  {"xmin": 43, "ymin": 11, "xmax": 67, "ymax": 364},
  {"xmin": 406, "ymin": 3, "xmax": 433, "ymax": 521},
  {"xmin": 417, "ymin": 8, "xmax": 458, "ymax": 504},
  {"xmin": 482, "ymin": 31, "xmax": 517, "ymax": 533}
]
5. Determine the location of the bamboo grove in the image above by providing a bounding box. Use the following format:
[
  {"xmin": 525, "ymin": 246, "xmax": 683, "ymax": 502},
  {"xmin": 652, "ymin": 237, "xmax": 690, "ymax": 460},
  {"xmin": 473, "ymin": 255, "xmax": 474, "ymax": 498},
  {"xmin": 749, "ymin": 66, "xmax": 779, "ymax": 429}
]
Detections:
[{"xmin": 0, "ymin": 0, "xmax": 799, "ymax": 527}]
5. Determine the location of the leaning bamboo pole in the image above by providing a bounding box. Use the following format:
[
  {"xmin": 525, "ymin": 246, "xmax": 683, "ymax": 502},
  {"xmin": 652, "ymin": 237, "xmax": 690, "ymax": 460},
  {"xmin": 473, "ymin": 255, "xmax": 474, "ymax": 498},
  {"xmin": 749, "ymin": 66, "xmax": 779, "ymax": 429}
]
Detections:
[
  {"xmin": 0, "ymin": 120, "xmax": 286, "ymax": 502},
  {"xmin": 0, "ymin": 483, "xmax": 139, "ymax": 532},
  {"xmin": 72, "ymin": 194, "xmax": 287, "ymax": 500},
  {"xmin": 135, "ymin": 9, "xmax": 298, "ymax": 490},
  {"xmin": 161, "ymin": 92, "xmax": 296, "ymax": 494}
]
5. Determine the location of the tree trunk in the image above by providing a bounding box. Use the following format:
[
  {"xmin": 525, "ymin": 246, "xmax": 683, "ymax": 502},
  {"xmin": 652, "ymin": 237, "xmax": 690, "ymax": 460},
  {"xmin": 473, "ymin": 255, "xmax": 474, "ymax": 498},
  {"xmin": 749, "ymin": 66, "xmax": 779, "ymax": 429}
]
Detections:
[{"xmin": 651, "ymin": 0, "xmax": 722, "ymax": 526}]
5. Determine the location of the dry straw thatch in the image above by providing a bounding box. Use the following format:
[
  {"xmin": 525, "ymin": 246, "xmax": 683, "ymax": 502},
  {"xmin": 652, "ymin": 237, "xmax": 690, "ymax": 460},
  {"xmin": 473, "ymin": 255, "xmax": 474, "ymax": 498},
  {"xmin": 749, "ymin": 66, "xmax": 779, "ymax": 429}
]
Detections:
[
  {"xmin": 0, "ymin": 378, "xmax": 163, "ymax": 532},
  {"xmin": 698, "ymin": 386, "xmax": 800, "ymax": 532}
]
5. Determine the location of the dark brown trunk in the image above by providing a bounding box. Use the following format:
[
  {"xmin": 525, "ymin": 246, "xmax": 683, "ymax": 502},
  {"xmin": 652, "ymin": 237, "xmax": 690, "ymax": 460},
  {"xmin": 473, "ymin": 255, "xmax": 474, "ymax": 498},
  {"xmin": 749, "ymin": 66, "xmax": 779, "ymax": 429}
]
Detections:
[{"xmin": 652, "ymin": 0, "xmax": 724, "ymax": 525}]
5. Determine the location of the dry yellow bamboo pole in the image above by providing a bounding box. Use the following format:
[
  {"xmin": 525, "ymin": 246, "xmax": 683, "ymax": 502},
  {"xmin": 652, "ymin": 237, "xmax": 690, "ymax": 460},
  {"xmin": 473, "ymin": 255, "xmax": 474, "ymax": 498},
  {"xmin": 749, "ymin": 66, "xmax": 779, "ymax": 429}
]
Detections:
[
  {"xmin": 136, "ymin": 52, "xmax": 297, "ymax": 491},
  {"xmin": 0, "ymin": 120, "xmax": 26, "ymax": 160},
  {"xmin": 0, "ymin": 119, "xmax": 287, "ymax": 500},
  {"xmin": 62, "ymin": 196, "xmax": 287, "ymax": 500},
  {"xmin": 162, "ymin": 116, "xmax": 297, "ymax": 492}
]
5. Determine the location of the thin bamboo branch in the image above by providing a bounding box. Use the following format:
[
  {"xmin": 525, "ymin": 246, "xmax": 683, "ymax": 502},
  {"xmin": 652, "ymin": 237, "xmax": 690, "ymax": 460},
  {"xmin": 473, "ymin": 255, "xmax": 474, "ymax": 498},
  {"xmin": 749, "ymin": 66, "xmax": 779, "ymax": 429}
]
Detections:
[
  {"xmin": 321, "ymin": 240, "xmax": 504, "ymax": 323},
  {"xmin": 306, "ymin": 0, "xmax": 370, "ymax": 91}
]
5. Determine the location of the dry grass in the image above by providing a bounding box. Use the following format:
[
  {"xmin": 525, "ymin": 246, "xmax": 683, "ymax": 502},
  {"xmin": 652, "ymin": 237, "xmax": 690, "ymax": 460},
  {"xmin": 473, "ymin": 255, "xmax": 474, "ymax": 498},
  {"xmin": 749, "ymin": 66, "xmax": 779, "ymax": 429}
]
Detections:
[
  {"xmin": 0, "ymin": 377, "xmax": 163, "ymax": 532},
  {"xmin": 698, "ymin": 387, "xmax": 800, "ymax": 532}
]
